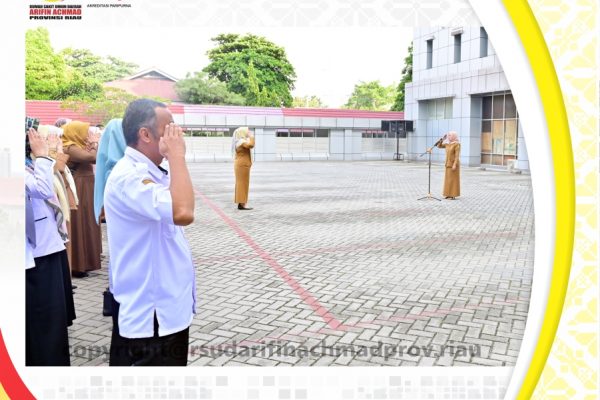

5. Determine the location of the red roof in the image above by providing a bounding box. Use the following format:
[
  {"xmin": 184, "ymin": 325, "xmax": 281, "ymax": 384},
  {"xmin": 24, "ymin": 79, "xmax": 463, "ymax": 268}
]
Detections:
[
  {"xmin": 25, "ymin": 101, "xmax": 184, "ymax": 125},
  {"xmin": 282, "ymin": 108, "xmax": 404, "ymax": 119},
  {"xmin": 26, "ymin": 100, "xmax": 404, "ymax": 126},
  {"xmin": 105, "ymin": 79, "xmax": 180, "ymax": 101},
  {"xmin": 25, "ymin": 100, "xmax": 103, "ymax": 126},
  {"xmin": 184, "ymin": 104, "xmax": 282, "ymax": 116},
  {"xmin": 169, "ymin": 103, "xmax": 185, "ymax": 114},
  {"xmin": 183, "ymin": 105, "xmax": 403, "ymax": 119}
]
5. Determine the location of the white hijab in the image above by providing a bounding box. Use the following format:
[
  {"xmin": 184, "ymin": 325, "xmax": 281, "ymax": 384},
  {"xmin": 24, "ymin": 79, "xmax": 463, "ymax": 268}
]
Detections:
[{"xmin": 231, "ymin": 126, "xmax": 250, "ymax": 156}]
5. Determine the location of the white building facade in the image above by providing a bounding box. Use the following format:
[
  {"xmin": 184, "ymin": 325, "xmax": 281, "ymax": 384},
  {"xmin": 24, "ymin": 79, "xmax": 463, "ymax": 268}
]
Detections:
[{"xmin": 405, "ymin": 27, "xmax": 529, "ymax": 171}]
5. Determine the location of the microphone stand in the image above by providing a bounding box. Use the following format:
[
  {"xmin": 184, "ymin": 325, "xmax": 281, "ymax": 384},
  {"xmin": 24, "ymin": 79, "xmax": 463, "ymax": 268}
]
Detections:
[{"xmin": 417, "ymin": 138, "xmax": 443, "ymax": 201}]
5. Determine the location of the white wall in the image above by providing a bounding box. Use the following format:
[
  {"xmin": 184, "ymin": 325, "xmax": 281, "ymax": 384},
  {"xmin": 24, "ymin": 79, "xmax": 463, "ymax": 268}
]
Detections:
[
  {"xmin": 181, "ymin": 114, "xmax": 408, "ymax": 162},
  {"xmin": 405, "ymin": 26, "xmax": 529, "ymax": 170}
]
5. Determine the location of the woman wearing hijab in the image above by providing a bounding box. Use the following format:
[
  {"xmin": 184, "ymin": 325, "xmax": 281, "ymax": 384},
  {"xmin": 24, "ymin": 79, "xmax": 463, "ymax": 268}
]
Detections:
[
  {"xmin": 92, "ymin": 118, "xmax": 127, "ymax": 318},
  {"xmin": 232, "ymin": 126, "xmax": 255, "ymax": 210},
  {"xmin": 93, "ymin": 118, "xmax": 126, "ymax": 223},
  {"xmin": 428, "ymin": 130, "xmax": 461, "ymax": 199},
  {"xmin": 26, "ymin": 127, "xmax": 75, "ymax": 366},
  {"xmin": 41, "ymin": 127, "xmax": 79, "ymax": 273},
  {"xmin": 62, "ymin": 121, "xmax": 102, "ymax": 278}
]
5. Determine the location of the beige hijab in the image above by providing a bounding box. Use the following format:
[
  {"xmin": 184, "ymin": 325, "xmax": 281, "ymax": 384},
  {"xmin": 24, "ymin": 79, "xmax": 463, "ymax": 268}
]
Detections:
[
  {"xmin": 62, "ymin": 121, "xmax": 90, "ymax": 149},
  {"xmin": 231, "ymin": 126, "xmax": 250, "ymax": 154},
  {"xmin": 446, "ymin": 131, "xmax": 460, "ymax": 144}
]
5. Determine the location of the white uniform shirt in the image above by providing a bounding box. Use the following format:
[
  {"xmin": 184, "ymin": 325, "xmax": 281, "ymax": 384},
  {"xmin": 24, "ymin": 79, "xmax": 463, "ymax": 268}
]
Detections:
[
  {"xmin": 25, "ymin": 157, "xmax": 65, "ymax": 266},
  {"xmin": 104, "ymin": 147, "xmax": 196, "ymax": 338}
]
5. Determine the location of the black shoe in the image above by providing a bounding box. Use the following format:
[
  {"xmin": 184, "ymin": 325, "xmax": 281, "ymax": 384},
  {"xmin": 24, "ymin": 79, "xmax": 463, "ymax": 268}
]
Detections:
[
  {"xmin": 72, "ymin": 271, "xmax": 89, "ymax": 278},
  {"xmin": 238, "ymin": 204, "xmax": 253, "ymax": 210}
]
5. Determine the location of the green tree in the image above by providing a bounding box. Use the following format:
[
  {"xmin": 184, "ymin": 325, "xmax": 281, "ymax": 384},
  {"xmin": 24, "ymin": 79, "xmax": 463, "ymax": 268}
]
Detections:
[
  {"xmin": 60, "ymin": 47, "xmax": 138, "ymax": 82},
  {"xmin": 203, "ymin": 34, "xmax": 296, "ymax": 107},
  {"xmin": 26, "ymin": 28, "xmax": 104, "ymax": 100},
  {"xmin": 61, "ymin": 87, "xmax": 167, "ymax": 126},
  {"xmin": 175, "ymin": 71, "xmax": 246, "ymax": 105},
  {"xmin": 25, "ymin": 27, "xmax": 69, "ymax": 99},
  {"xmin": 392, "ymin": 43, "xmax": 413, "ymax": 111},
  {"xmin": 292, "ymin": 95, "xmax": 326, "ymax": 108},
  {"xmin": 244, "ymin": 61, "xmax": 277, "ymax": 107},
  {"xmin": 105, "ymin": 56, "xmax": 139, "ymax": 80},
  {"xmin": 55, "ymin": 70, "xmax": 104, "ymax": 101},
  {"xmin": 344, "ymin": 81, "xmax": 396, "ymax": 111}
]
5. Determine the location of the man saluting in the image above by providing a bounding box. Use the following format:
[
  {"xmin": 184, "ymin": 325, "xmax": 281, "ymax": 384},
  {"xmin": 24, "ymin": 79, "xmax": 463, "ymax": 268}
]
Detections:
[{"xmin": 105, "ymin": 99, "xmax": 196, "ymax": 366}]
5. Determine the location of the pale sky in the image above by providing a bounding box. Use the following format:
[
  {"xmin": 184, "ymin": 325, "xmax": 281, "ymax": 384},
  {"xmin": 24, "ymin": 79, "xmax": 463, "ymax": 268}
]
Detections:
[{"xmin": 47, "ymin": 27, "xmax": 413, "ymax": 108}]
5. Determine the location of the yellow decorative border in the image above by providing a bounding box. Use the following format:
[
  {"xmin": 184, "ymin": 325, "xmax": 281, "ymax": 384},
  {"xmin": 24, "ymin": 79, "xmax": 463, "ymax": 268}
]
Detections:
[
  {"xmin": 0, "ymin": 383, "xmax": 8, "ymax": 400},
  {"xmin": 501, "ymin": 0, "xmax": 575, "ymax": 399}
]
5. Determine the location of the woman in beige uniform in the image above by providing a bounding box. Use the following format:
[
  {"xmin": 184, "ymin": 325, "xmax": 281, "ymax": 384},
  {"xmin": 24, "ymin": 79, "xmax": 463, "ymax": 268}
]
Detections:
[
  {"xmin": 429, "ymin": 130, "xmax": 461, "ymax": 199},
  {"xmin": 62, "ymin": 121, "xmax": 102, "ymax": 277},
  {"xmin": 232, "ymin": 126, "xmax": 255, "ymax": 210}
]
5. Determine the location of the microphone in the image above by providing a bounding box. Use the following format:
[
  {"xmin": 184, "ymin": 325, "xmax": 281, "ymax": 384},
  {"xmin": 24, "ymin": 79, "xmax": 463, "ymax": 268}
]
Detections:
[{"xmin": 433, "ymin": 133, "xmax": 448, "ymax": 147}]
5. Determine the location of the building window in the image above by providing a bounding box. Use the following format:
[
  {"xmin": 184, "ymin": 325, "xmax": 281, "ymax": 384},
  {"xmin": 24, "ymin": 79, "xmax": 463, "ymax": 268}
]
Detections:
[
  {"xmin": 480, "ymin": 27, "xmax": 488, "ymax": 57},
  {"xmin": 424, "ymin": 98, "xmax": 453, "ymax": 120},
  {"xmin": 481, "ymin": 93, "xmax": 518, "ymax": 166},
  {"xmin": 316, "ymin": 129, "xmax": 329, "ymax": 138},
  {"xmin": 426, "ymin": 39, "xmax": 433, "ymax": 69},
  {"xmin": 453, "ymin": 34, "xmax": 462, "ymax": 63}
]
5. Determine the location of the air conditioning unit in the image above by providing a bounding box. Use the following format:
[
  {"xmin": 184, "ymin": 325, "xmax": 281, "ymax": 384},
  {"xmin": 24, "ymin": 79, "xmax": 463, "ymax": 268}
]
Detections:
[{"xmin": 507, "ymin": 159, "xmax": 518, "ymax": 173}]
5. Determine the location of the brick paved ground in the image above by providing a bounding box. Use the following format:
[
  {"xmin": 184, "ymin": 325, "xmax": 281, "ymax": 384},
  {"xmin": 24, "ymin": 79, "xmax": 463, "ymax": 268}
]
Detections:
[{"xmin": 68, "ymin": 161, "xmax": 533, "ymax": 367}]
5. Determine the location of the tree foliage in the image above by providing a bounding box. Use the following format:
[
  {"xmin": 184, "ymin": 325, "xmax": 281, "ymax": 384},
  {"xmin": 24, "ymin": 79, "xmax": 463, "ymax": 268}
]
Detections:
[
  {"xmin": 26, "ymin": 28, "xmax": 137, "ymax": 101},
  {"xmin": 60, "ymin": 48, "xmax": 138, "ymax": 82},
  {"xmin": 54, "ymin": 69, "xmax": 104, "ymax": 101},
  {"xmin": 344, "ymin": 81, "xmax": 396, "ymax": 111},
  {"xmin": 25, "ymin": 27, "xmax": 70, "ymax": 100},
  {"xmin": 175, "ymin": 72, "xmax": 245, "ymax": 105},
  {"xmin": 391, "ymin": 43, "xmax": 413, "ymax": 111},
  {"xmin": 292, "ymin": 95, "xmax": 326, "ymax": 108},
  {"xmin": 203, "ymin": 34, "xmax": 296, "ymax": 107},
  {"xmin": 26, "ymin": 28, "xmax": 103, "ymax": 100},
  {"xmin": 244, "ymin": 61, "xmax": 280, "ymax": 107},
  {"xmin": 61, "ymin": 87, "xmax": 168, "ymax": 126}
]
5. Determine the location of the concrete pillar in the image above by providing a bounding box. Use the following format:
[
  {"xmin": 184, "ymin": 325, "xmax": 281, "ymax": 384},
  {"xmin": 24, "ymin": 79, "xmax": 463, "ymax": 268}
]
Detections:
[
  {"xmin": 329, "ymin": 129, "xmax": 345, "ymax": 161},
  {"xmin": 517, "ymin": 120, "xmax": 529, "ymax": 170},
  {"xmin": 253, "ymin": 128, "xmax": 277, "ymax": 161}
]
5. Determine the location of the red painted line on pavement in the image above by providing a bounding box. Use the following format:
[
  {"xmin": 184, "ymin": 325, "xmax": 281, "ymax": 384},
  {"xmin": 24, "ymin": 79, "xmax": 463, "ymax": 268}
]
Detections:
[
  {"xmin": 197, "ymin": 192, "xmax": 347, "ymax": 331},
  {"xmin": 185, "ymin": 296, "xmax": 532, "ymax": 354}
]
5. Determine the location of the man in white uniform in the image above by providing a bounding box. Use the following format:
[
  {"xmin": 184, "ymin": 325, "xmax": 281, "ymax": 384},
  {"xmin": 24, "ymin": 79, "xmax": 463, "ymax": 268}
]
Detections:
[{"xmin": 104, "ymin": 99, "xmax": 196, "ymax": 366}]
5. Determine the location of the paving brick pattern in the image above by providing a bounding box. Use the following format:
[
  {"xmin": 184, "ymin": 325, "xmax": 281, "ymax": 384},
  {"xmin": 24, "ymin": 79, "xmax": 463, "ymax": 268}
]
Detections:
[{"xmin": 68, "ymin": 161, "xmax": 533, "ymax": 367}]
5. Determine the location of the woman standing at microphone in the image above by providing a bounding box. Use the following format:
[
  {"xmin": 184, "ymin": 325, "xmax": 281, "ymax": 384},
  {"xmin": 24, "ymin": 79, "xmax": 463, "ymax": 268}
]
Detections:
[
  {"xmin": 232, "ymin": 126, "xmax": 255, "ymax": 210},
  {"xmin": 428, "ymin": 131, "xmax": 461, "ymax": 199}
]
